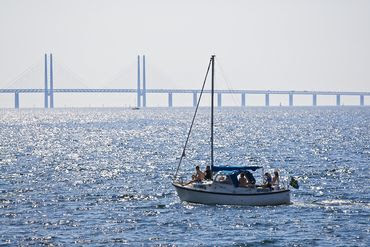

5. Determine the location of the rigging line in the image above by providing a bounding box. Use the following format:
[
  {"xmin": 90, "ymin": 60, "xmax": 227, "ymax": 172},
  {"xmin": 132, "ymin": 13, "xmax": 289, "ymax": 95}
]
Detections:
[
  {"xmin": 216, "ymin": 58, "xmax": 239, "ymax": 106},
  {"xmin": 173, "ymin": 57, "xmax": 212, "ymax": 182}
]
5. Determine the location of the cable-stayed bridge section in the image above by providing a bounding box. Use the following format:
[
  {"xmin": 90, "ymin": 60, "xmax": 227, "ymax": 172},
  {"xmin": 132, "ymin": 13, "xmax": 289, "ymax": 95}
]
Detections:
[{"xmin": 1, "ymin": 55, "xmax": 369, "ymax": 108}]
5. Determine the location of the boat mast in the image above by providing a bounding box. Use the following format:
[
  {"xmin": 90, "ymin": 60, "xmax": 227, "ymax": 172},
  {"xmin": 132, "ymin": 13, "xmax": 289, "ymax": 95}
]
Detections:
[{"xmin": 211, "ymin": 55, "xmax": 215, "ymax": 170}]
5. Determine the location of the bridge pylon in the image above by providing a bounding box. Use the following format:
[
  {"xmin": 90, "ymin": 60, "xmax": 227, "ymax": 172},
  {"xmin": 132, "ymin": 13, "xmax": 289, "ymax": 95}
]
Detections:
[
  {"xmin": 137, "ymin": 55, "xmax": 147, "ymax": 108},
  {"xmin": 44, "ymin": 53, "xmax": 54, "ymax": 109},
  {"xmin": 44, "ymin": 54, "xmax": 48, "ymax": 108},
  {"xmin": 50, "ymin": 54, "xmax": 54, "ymax": 108},
  {"xmin": 143, "ymin": 55, "xmax": 146, "ymax": 107}
]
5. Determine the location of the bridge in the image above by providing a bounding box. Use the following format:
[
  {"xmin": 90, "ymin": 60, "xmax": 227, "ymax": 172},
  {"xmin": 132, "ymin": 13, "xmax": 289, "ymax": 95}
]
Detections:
[{"xmin": 1, "ymin": 54, "xmax": 369, "ymax": 108}]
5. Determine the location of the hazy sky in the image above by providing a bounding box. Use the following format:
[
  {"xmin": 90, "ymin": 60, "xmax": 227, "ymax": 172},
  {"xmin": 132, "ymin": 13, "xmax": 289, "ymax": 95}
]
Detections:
[{"xmin": 0, "ymin": 0, "xmax": 369, "ymax": 107}]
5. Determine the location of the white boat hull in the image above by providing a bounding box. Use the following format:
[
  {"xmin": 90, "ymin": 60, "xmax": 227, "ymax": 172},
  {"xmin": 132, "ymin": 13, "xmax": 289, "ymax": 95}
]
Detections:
[{"xmin": 173, "ymin": 183, "xmax": 291, "ymax": 206}]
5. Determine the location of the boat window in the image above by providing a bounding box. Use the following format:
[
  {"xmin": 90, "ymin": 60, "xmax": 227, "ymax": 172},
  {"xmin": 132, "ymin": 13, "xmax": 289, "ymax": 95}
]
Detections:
[{"xmin": 214, "ymin": 174, "xmax": 232, "ymax": 184}]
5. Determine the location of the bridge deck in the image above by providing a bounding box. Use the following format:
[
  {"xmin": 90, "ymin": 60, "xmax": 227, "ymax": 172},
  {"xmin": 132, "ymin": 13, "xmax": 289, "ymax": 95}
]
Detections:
[{"xmin": 1, "ymin": 88, "xmax": 369, "ymax": 96}]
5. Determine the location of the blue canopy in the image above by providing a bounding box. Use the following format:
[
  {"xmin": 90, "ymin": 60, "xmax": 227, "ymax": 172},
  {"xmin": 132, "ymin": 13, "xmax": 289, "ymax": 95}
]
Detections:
[
  {"xmin": 215, "ymin": 170, "xmax": 240, "ymax": 187},
  {"xmin": 216, "ymin": 170, "xmax": 239, "ymax": 176},
  {"xmin": 214, "ymin": 168, "xmax": 259, "ymax": 187},
  {"xmin": 211, "ymin": 165, "xmax": 262, "ymax": 173}
]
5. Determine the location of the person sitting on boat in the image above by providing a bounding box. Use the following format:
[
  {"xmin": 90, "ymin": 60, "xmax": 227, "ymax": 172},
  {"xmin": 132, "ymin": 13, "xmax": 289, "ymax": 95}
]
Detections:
[
  {"xmin": 262, "ymin": 172, "xmax": 272, "ymax": 189},
  {"xmin": 272, "ymin": 170, "xmax": 280, "ymax": 189},
  {"xmin": 238, "ymin": 173, "xmax": 248, "ymax": 187},
  {"xmin": 244, "ymin": 171, "xmax": 256, "ymax": 185},
  {"xmin": 191, "ymin": 165, "xmax": 205, "ymax": 181},
  {"xmin": 204, "ymin": 165, "xmax": 212, "ymax": 180}
]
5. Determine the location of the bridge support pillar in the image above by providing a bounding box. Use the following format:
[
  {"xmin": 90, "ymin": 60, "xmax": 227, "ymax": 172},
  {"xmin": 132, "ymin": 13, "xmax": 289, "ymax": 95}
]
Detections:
[
  {"xmin": 44, "ymin": 54, "xmax": 48, "ymax": 108},
  {"xmin": 289, "ymin": 93, "xmax": 293, "ymax": 106},
  {"xmin": 168, "ymin": 93, "xmax": 173, "ymax": 107},
  {"xmin": 15, "ymin": 92, "xmax": 19, "ymax": 109},
  {"xmin": 49, "ymin": 53, "xmax": 54, "ymax": 108},
  {"xmin": 336, "ymin": 94, "xmax": 341, "ymax": 106},
  {"xmin": 360, "ymin": 95, "xmax": 364, "ymax": 106},
  {"xmin": 142, "ymin": 55, "xmax": 146, "ymax": 107},
  {"xmin": 313, "ymin": 94, "xmax": 317, "ymax": 106},
  {"xmin": 137, "ymin": 55, "xmax": 141, "ymax": 108},
  {"xmin": 265, "ymin": 94, "xmax": 270, "ymax": 107},
  {"xmin": 241, "ymin": 93, "xmax": 246, "ymax": 107},
  {"xmin": 217, "ymin": 93, "xmax": 222, "ymax": 107},
  {"xmin": 193, "ymin": 92, "xmax": 197, "ymax": 107}
]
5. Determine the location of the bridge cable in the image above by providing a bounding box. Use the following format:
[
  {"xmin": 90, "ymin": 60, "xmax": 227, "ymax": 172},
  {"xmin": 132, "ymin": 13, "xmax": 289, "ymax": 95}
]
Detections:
[
  {"xmin": 56, "ymin": 60, "xmax": 91, "ymax": 89},
  {"xmin": 103, "ymin": 61, "xmax": 136, "ymax": 89},
  {"xmin": 173, "ymin": 57, "xmax": 212, "ymax": 182},
  {"xmin": 1, "ymin": 61, "xmax": 41, "ymax": 89}
]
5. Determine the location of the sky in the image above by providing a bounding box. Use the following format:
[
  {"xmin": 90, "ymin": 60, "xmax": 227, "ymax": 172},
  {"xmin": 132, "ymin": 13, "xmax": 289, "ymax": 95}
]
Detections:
[{"xmin": 0, "ymin": 0, "xmax": 369, "ymax": 107}]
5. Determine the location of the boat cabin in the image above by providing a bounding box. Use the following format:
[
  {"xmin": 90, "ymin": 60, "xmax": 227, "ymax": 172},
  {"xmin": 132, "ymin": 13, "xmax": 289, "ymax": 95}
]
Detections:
[{"xmin": 213, "ymin": 169, "xmax": 257, "ymax": 187}]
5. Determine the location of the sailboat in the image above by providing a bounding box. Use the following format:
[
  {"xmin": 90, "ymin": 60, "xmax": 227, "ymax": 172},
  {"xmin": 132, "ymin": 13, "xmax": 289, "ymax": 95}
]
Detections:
[{"xmin": 172, "ymin": 55, "xmax": 291, "ymax": 206}]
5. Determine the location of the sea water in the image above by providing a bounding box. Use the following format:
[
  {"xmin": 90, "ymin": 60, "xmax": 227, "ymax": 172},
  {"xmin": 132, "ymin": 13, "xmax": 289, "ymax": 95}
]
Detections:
[{"xmin": 0, "ymin": 107, "xmax": 369, "ymax": 246}]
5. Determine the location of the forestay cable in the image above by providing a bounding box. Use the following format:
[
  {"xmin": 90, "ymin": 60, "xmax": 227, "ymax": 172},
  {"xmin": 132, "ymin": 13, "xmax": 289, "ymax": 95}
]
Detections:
[{"xmin": 173, "ymin": 58, "xmax": 212, "ymax": 181}]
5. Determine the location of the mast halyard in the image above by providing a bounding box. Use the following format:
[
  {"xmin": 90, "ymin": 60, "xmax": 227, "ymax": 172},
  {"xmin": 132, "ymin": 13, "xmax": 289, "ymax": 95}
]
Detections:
[{"xmin": 211, "ymin": 55, "xmax": 215, "ymax": 170}]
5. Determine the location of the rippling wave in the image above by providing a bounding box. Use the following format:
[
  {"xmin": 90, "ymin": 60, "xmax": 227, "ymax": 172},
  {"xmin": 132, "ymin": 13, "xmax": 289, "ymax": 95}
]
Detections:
[{"xmin": 0, "ymin": 107, "xmax": 369, "ymax": 246}]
